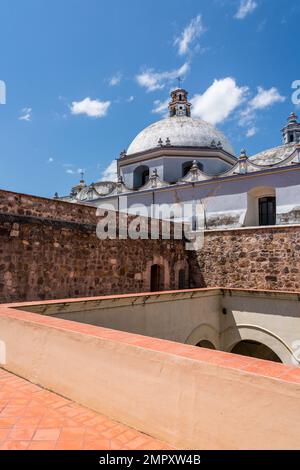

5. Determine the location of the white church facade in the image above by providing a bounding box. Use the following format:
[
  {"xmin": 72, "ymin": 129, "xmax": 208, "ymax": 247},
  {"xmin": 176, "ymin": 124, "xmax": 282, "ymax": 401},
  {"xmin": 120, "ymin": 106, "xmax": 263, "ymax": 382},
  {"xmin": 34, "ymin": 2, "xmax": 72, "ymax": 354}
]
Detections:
[{"xmin": 59, "ymin": 88, "xmax": 300, "ymax": 229}]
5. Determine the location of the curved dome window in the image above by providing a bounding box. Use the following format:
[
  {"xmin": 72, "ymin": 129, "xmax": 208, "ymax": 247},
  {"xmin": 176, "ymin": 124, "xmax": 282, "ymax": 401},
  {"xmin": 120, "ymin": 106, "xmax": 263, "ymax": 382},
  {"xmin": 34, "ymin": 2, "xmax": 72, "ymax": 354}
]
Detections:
[
  {"xmin": 182, "ymin": 161, "xmax": 203, "ymax": 177},
  {"xmin": 133, "ymin": 165, "xmax": 149, "ymax": 189}
]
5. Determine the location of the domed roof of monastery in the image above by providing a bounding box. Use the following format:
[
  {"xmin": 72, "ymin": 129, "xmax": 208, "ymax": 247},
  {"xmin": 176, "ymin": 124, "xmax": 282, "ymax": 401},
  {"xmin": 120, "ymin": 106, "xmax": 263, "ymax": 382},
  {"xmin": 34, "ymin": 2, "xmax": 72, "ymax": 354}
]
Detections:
[
  {"xmin": 127, "ymin": 115, "xmax": 235, "ymax": 156},
  {"xmin": 250, "ymin": 143, "xmax": 298, "ymax": 165}
]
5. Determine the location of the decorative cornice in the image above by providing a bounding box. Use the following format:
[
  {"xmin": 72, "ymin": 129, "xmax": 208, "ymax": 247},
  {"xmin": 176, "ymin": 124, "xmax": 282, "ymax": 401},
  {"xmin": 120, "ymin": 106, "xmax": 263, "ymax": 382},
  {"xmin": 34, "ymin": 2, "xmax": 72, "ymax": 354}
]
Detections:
[
  {"xmin": 118, "ymin": 145, "xmax": 237, "ymax": 167},
  {"xmin": 95, "ymin": 162, "xmax": 300, "ymax": 202}
]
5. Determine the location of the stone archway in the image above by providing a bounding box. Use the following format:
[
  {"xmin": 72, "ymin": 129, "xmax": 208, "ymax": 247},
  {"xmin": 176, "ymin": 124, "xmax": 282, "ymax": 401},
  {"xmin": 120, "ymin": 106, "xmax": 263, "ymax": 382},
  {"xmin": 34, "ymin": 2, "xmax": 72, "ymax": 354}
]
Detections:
[
  {"xmin": 142, "ymin": 257, "xmax": 171, "ymax": 292},
  {"xmin": 174, "ymin": 260, "xmax": 189, "ymax": 290},
  {"xmin": 150, "ymin": 264, "xmax": 164, "ymax": 292}
]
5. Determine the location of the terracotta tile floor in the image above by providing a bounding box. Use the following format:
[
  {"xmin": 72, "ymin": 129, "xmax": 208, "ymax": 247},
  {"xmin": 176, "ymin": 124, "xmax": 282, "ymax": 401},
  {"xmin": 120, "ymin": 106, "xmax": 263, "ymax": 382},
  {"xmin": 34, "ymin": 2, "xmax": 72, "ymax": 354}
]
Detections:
[{"xmin": 0, "ymin": 368, "xmax": 174, "ymax": 450}]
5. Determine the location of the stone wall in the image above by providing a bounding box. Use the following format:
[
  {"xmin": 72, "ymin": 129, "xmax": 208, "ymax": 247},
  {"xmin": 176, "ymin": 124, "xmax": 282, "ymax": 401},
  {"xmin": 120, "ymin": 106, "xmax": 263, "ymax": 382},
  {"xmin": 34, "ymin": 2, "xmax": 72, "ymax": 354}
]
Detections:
[
  {"xmin": 0, "ymin": 190, "xmax": 187, "ymax": 302},
  {"xmin": 0, "ymin": 189, "xmax": 97, "ymax": 224},
  {"xmin": 193, "ymin": 225, "xmax": 300, "ymax": 291},
  {"xmin": 1, "ymin": 188, "xmax": 300, "ymax": 301}
]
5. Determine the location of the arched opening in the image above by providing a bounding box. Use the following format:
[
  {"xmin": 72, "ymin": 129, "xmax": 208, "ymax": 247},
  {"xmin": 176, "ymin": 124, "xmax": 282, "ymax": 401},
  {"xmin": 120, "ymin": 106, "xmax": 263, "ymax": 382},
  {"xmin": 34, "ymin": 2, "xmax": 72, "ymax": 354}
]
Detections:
[
  {"xmin": 178, "ymin": 269, "xmax": 186, "ymax": 289},
  {"xmin": 196, "ymin": 340, "xmax": 216, "ymax": 350},
  {"xmin": 245, "ymin": 186, "xmax": 276, "ymax": 227},
  {"xmin": 150, "ymin": 264, "xmax": 164, "ymax": 292},
  {"xmin": 231, "ymin": 340, "xmax": 282, "ymax": 363},
  {"xmin": 182, "ymin": 160, "xmax": 203, "ymax": 177},
  {"xmin": 133, "ymin": 165, "xmax": 150, "ymax": 189}
]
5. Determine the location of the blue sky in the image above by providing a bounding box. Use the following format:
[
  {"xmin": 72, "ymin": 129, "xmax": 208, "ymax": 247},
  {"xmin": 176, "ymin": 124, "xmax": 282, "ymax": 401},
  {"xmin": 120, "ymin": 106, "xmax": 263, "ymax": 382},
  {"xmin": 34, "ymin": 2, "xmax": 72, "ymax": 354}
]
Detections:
[{"xmin": 0, "ymin": 0, "xmax": 299, "ymax": 197}]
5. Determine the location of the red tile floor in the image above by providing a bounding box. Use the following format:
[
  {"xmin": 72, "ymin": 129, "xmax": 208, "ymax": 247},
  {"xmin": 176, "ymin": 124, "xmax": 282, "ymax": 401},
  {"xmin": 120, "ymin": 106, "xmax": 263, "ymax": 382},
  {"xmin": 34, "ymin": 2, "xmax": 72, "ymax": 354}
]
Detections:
[{"xmin": 0, "ymin": 368, "xmax": 174, "ymax": 450}]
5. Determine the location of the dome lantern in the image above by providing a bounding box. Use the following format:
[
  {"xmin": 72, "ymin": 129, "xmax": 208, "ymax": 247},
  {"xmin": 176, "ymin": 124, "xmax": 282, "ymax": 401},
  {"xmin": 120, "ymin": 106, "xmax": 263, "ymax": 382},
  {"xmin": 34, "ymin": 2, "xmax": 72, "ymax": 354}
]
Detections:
[
  {"xmin": 282, "ymin": 112, "xmax": 300, "ymax": 144},
  {"xmin": 125, "ymin": 86, "xmax": 235, "ymax": 156},
  {"xmin": 168, "ymin": 88, "xmax": 191, "ymax": 118}
]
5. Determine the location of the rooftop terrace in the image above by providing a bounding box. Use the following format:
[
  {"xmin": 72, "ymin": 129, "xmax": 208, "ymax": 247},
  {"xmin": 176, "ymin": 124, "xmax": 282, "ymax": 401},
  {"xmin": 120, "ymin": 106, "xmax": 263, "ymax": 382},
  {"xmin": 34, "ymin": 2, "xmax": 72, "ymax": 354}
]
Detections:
[
  {"xmin": 1, "ymin": 288, "xmax": 300, "ymax": 449},
  {"xmin": 0, "ymin": 369, "xmax": 172, "ymax": 450}
]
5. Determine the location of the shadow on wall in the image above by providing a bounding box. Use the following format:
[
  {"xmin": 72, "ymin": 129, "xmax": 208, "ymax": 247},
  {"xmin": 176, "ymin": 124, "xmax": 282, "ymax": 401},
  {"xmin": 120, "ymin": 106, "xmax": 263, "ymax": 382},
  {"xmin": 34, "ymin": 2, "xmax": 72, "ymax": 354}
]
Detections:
[
  {"xmin": 220, "ymin": 308, "xmax": 287, "ymax": 363},
  {"xmin": 231, "ymin": 340, "xmax": 282, "ymax": 362},
  {"xmin": 188, "ymin": 308, "xmax": 287, "ymax": 364},
  {"xmin": 186, "ymin": 250, "xmax": 207, "ymax": 289}
]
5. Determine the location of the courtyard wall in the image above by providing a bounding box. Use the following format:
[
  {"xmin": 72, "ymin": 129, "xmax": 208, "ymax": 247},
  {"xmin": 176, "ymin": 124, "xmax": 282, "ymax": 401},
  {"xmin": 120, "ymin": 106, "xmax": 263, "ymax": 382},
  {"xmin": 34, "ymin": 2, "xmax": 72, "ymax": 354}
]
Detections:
[
  {"xmin": 0, "ymin": 189, "xmax": 187, "ymax": 302},
  {"xmin": 1, "ymin": 189, "xmax": 300, "ymax": 302},
  {"xmin": 193, "ymin": 225, "xmax": 300, "ymax": 291}
]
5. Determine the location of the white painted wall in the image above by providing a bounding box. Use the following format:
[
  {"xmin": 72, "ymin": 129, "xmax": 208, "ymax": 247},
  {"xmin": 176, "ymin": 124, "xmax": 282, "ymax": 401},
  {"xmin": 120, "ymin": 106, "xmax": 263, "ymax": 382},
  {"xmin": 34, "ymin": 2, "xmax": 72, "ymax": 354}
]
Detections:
[
  {"xmin": 97, "ymin": 168, "xmax": 300, "ymax": 228},
  {"xmin": 120, "ymin": 155, "xmax": 232, "ymax": 188}
]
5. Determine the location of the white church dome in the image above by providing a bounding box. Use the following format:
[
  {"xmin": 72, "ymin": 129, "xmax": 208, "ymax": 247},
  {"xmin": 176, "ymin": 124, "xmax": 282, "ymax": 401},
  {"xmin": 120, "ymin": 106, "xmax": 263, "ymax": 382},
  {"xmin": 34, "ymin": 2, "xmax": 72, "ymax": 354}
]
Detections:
[{"xmin": 127, "ymin": 115, "xmax": 235, "ymax": 156}]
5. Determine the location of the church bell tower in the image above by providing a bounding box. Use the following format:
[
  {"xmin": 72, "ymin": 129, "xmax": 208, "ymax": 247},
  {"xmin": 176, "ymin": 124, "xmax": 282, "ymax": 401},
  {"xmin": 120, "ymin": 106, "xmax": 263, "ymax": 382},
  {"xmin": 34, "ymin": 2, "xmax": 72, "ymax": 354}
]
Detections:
[
  {"xmin": 282, "ymin": 112, "xmax": 300, "ymax": 144},
  {"xmin": 168, "ymin": 88, "xmax": 191, "ymax": 118}
]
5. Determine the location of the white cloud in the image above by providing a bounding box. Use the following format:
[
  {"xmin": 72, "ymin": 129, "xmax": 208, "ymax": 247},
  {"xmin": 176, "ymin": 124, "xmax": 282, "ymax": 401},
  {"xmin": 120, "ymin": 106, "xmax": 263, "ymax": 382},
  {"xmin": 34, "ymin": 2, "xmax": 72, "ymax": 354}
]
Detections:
[
  {"xmin": 66, "ymin": 167, "xmax": 84, "ymax": 175},
  {"xmin": 152, "ymin": 98, "xmax": 169, "ymax": 115},
  {"xmin": 249, "ymin": 86, "xmax": 285, "ymax": 109},
  {"xmin": 191, "ymin": 78, "xmax": 248, "ymax": 125},
  {"xmin": 136, "ymin": 63, "xmax": 190, "ymax": 92},
  {"xmin": 108, "ymin": 72, "xmax": 122, "ymax": 86},
  {"xmin": 19, "ymin": 107, "xmax": 32, "ymax": 121},
  {"xmin": 235, "ymin": 0, "xmax": 257, "ymax": 20},
  {"xmin": 246, "ymin": 126, "xmax": 258, "ymax": 137},
  {"xmin": 239, "ymin": 86, "xmax": 285, "ymax": 136},
  {"xmin": 100, "ymin": 160, "xmax": 118, "ymax": 182},
  {"xmin": 239, "ymin": 107, "xmax": 255, "ymax": 126},
  {"xmin": 174, "ymin": 15, "xmax": 205, "ymax": 56},
  {"xmin": 70, "ymin": 97, "xmax": 111, "ymax": 118}
]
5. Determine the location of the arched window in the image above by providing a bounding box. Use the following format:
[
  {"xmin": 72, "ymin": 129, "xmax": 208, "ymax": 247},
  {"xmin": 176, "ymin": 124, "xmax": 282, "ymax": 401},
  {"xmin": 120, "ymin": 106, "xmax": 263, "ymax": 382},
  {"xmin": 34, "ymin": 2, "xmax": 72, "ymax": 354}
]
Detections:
[
  {"xmin": 133, "ymin": 165, "xmax": 150, "ymax": 189},
  {"xmin": 141, "ymin": 169, "xmax": 149, "ymax": 186},
  {"xmin": 182, "ymin": 161, "xmax": 203, "ymax": 177},
  {"xmin": 245, "ymin": 187, "xmax": 276, "ymax": 227},
  {"xmin": 259, "ymin": 196, "xmax": 276, "ymax": 226}
]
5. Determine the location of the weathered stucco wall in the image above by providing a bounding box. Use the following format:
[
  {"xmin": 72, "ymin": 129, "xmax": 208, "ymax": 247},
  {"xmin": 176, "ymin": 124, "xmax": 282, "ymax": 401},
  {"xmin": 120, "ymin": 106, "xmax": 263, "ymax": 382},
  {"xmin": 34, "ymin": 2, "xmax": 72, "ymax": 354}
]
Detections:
[
  {"xmin": 1, "ymin": 305, "xmax": 300, "ymax": 450},
  {"xmin": 0, "ymin": 189, "xmax": 187, "ymax": 302},
  {"xmin": 15, "ymin": 288, "xmax": 300, "ymax": 364},
  {"xmin": 193, "ymin": 225, "xmax": 300, "ymax": 291}
]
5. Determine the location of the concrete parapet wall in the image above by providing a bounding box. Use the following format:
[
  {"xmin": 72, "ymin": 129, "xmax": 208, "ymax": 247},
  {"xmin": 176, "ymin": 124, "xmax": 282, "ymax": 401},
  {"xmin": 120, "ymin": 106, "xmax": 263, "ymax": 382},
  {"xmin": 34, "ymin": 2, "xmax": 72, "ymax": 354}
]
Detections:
[{"xmin": 1, "ymin": 304, "xmax": 300, "ymax": 449}]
